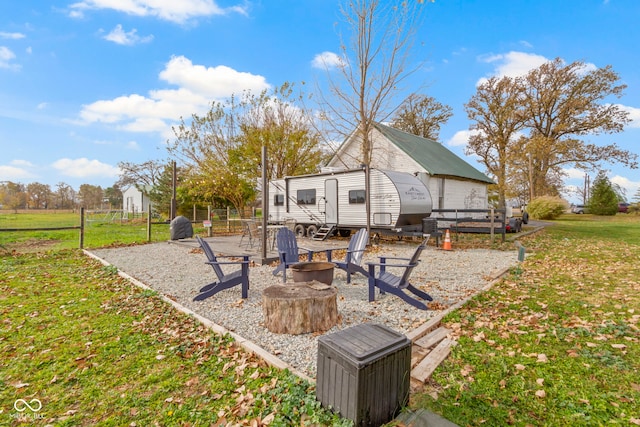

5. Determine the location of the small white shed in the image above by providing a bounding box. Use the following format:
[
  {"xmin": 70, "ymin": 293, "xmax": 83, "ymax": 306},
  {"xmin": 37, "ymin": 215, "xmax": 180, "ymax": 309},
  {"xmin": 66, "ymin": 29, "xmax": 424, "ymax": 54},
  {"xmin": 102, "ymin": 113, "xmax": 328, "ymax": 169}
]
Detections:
[{"xmin": 122, "ymin": 186, "xmax": 151, "ymax": 214}]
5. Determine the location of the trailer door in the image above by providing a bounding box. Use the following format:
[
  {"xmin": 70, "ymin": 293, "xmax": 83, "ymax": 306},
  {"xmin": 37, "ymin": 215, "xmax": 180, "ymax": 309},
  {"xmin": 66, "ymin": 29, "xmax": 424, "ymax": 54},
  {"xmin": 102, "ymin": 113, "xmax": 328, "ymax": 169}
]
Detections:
[{"xmin": 324, "ymin": 179, "xmax": 338, "ymax": 225}]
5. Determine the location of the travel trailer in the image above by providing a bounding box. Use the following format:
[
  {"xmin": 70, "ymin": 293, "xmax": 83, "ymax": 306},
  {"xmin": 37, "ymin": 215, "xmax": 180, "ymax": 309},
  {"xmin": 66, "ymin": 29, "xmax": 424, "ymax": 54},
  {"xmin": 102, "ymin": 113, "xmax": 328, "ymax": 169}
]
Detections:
[{"xmin": 268, "ymin": 168, "xmax": 433, "ymax": 239}]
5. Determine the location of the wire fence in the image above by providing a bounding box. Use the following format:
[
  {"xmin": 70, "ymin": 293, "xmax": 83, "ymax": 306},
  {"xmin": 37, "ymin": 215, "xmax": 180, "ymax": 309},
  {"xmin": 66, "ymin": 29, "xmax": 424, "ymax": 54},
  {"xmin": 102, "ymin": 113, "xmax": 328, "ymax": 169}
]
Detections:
[{"xmin": 0, "ymin": 207, "xmax": 259, "ymax": 249}]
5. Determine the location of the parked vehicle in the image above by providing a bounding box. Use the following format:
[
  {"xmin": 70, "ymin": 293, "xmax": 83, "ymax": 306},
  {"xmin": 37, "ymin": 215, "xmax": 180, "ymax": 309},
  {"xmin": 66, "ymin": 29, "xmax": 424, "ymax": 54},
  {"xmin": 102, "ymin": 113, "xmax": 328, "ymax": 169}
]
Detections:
[
  {"xmin": 509, "ymin": 205, "xmax": 529, "ymax": 224},
  {"xmin": 571, "ymin": 204, "xmax": 589, "ymax": 214},
  {"xmin": 268, "ymin": 168, "xmax": 433, "ymax": 239},
  {"xmin": 618, "ymin": 202, "xmax": 629, "ymax": 213},
  {"xmin": 505, "ymin": 217, "xmax": 523, "ymax": 233}
]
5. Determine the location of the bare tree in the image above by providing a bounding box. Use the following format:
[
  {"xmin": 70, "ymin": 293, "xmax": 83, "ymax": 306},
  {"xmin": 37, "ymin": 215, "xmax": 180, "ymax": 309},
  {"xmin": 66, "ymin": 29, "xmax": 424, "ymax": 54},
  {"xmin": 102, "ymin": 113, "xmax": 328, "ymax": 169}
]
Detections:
[
  {"xmin": 465, "ymin": 58, "xmax": 637, "ymax": 202},
  {"xmin": 465, "ymin": 76, "xmax": 526, "ymax": 208},
  {"xmin": 391, "ymin": 94, "xmax": 453, "ymax": 141},
  {"xmin": 168, "ymin": 83, "xmax": 324, "ymax": 214},
  {"xmin": 316, "ymin": 0, "xmax": 428, "ymax": 231},
  {"xmin": 236, "ymin": 82, "xmax": 326, "ymax": 180},
  {"xmin": 54, "ymin": 182, "xmax": 75, "ymax": 209},
  {"xmin": 518, "ymin": 58, "xmax": 636, "ymax": 199},
  {"xmin": 77, "ymin": 184, "xmax": 104, "ymax": 209},
  {"xmin": 117, "ymin": 159, "xmax": 167, "ymax": 189},
  {"xmin": 317, "ymin": 0, "xmax": 428, "ymax": 165},
  {"xmin": 26, "ymin": 182, "xmax": 53, "ymax": 209},
  {"xmin": 0, "ymin": 181, "xmax": 27, "ymax": 211}
]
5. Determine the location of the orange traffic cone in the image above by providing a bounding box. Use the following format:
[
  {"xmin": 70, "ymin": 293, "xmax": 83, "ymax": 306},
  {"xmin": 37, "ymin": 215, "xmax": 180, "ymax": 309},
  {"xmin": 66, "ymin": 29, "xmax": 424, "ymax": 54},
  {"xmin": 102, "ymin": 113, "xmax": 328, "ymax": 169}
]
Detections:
[{"xmin": 443, "ymin": 228, "xmax": 452, "ymax": 251}]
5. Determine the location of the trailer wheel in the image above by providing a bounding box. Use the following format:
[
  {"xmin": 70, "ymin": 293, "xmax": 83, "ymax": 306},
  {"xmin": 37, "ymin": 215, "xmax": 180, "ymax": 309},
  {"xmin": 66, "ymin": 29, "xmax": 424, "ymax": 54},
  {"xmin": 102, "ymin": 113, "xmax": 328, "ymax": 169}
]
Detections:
[
  {"xmin": 338, "ymin": 229, "xmax": 351, "ymax": 238},
  {"xmin": 294, "ymin": 224, "xmax": 306, "ymax": 237},
  {"xmin": 306, "ymin": 225, "xmax": 318, "ymax": 238}
]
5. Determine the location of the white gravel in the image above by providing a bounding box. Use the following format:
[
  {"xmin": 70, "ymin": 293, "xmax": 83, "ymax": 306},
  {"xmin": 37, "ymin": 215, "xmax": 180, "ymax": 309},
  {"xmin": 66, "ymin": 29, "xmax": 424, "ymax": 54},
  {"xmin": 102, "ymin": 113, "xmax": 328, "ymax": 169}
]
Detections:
[{"xmin": 89, "ymin": 240, "xmax": 519, "ymax": 378}]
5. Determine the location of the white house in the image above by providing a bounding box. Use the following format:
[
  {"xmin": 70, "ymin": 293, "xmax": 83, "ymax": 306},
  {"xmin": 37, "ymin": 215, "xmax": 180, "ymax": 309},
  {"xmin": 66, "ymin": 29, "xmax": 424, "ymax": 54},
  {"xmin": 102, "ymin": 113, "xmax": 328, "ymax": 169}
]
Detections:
[
  {"xmin": 326, "ymin": 122, "xmax": 495, "ymax": 211},
  {"xmin": 122, "ymin": 186, "xmax": 151, "ymax": 214}
]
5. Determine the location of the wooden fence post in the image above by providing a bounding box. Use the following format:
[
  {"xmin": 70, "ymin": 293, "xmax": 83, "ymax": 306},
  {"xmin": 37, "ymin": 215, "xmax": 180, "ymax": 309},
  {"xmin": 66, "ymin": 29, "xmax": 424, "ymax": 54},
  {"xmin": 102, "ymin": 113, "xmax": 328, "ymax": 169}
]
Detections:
[
  {"xmin": 79, "ymin": 207, "xmax": 85, "ymax": 249},
  {"xmin": 490, "ymin": 208, "xmax": 495, "ymax": 243},
  {"xmin": 147, "ymin": 203, "xmax": 152, "ymax": 242}
]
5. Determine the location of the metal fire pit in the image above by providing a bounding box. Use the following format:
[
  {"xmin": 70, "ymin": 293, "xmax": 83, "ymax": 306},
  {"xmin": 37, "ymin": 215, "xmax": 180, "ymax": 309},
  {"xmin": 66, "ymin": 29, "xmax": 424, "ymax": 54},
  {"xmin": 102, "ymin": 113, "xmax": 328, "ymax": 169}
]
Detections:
[{"xmin": 291, "ymin": 262, "xmax": 336, "ymax": 286}]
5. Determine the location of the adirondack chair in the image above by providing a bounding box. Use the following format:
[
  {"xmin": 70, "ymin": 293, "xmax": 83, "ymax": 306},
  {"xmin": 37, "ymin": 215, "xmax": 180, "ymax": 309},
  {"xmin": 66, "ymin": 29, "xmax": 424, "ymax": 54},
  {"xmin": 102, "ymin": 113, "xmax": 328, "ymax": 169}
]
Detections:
[
  {"xmin": 322, "ymin": 228, "xmax": 369, "ymax": 283},
  {"xmin": 193, "ymin": 236, "xmax": 250, "ymax": 301},
  {"xmin": 366, "ymin": 236, "xmax": 433, "ymax": 310},
  {"xmin": 272, "ymin": 227, "xmax": 314, "ymax": 283}
]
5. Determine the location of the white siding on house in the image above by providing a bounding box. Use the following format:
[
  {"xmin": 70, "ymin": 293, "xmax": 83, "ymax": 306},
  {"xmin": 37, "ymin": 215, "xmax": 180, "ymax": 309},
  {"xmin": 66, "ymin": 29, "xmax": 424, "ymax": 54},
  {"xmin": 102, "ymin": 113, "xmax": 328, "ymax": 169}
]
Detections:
[
  {"xmin": 327, "ymin": 129, "xmax": 423, "ymax": 173},
  {"xmin": 327, "ymin": 125, "xmax": 491, "ymax": 212},
  {"xmin": 416, "ymin": 173, "xmax": 487, "ymax": 212}
]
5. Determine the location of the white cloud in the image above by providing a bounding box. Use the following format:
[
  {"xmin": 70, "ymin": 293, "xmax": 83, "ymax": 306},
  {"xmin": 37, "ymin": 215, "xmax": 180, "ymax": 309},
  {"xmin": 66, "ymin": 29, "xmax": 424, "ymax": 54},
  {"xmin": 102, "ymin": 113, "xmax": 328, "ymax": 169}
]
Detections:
[
  {"xmin": 611, "ymin": 175, "xmax": 640, "ymax": 199},
  {"xmin": 122, "ymin": 117, "xmax": 170, "ymax": 133},
  {"xmin": 51, "ymin": 158, "xmax": 120, "ymax": 178},
  {"xmin": 69, "ymin": 0, "xmax": 247, "ymax": 24},
  {"xmin": 311, "ymin": 51, "xmax": 345, "ymax": 70},
  {"xmin": 452, "ymin": 47, "xmax": 467, "ymax": 56},
  {"xmin": 0, "ymin": 46, "xmax": 19, "ymax": 70},
  {"xmin": 562, "ymin": 167, "xmax": 588, "ymax": 180},
  {"xmin": 0, "ymin": 166, "xmax": 33, "ymax": 180},
  {"xmin": 0, "ymin": 32, "xmax": 25, "ymax": 39},
  {"xmin": 477, "ymin": 51, "xmax": 599, "ymax": 86},
  {"xmin": 126, "ymin": 140, "xmax": 140, "ymax": 150},
  {"xmin": 0, "ymin": 163, "xmax": 35, "ymax": 181},
  {"xmin": 477, "ymin": 51, "xmax": 549, "ymax": 85},
  {"xmin": 159, "ymin": 56, "xmax": 269, "ymax": 97},
  {"xmin": 447, "ymin": 129, "xmax": 480, "ymax": 147},
  {"xmin": 615, "ymin": 104, "xmax": 640, "ymax": 128},
  {"xmin": 37, "ymin": 102, "xmax": 48, "ymax": 110},
  {"xmin": 79, "ymin": 55, "xmax": 270, "ymax": 132},
  {"xmin": 11, "ymin": 159, "xmax": 35, "ymax": 167},
  {"xmin": 103, "ymin": 24, "xmax": 153, "ymax": 45}
]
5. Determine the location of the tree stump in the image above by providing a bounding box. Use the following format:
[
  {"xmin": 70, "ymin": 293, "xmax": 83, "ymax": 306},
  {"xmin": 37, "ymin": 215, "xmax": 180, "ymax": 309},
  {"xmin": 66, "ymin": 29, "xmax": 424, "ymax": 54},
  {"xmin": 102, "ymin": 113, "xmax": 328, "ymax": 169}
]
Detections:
[{"xmin": 262, "ymin": 281, "xmax": 339, "ymax": 335}]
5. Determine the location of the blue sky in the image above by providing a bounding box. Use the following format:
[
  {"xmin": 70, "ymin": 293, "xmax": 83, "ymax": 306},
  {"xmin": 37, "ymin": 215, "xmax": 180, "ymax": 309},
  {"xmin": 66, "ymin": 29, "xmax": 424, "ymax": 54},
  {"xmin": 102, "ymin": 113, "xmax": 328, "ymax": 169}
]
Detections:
[{"xmin": 1, "ymin": 0, "xmax": 639, "ymax": 203}]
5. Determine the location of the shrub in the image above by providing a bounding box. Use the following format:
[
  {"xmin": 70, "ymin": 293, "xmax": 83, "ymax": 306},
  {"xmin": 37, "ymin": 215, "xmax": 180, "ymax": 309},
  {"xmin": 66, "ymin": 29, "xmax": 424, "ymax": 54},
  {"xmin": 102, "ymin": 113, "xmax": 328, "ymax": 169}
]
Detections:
[
  {"xmin": 527, "ymin": 196, "xmax": 567, "ymax": 220},
  {"xmin": 629, "ymin": 203, "xmax": 640, "ymax": 215},
  {"xmin": 589, "ymin": 172, "xmax": 619, "ymax": 215}
]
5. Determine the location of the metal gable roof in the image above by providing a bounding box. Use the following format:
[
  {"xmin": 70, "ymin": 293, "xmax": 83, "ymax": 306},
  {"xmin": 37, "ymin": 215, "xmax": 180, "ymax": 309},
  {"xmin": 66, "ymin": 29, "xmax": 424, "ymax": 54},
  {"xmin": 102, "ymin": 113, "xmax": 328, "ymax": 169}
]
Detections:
[{"xmin": 373, "ymin": 122, "xmax": 495, "ymax": 184}]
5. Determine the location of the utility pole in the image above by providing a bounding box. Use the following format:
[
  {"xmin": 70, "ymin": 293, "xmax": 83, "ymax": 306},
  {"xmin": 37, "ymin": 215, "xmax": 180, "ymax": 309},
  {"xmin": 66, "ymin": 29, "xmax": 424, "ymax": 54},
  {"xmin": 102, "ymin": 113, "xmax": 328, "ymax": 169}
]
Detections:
[
  {"xmin": 170, "ymin": 161, "xmax": 177, "ymax": 220},
  {"xmin": 261, "ymin": 146, "xmax": 268, "ymax": 261}
]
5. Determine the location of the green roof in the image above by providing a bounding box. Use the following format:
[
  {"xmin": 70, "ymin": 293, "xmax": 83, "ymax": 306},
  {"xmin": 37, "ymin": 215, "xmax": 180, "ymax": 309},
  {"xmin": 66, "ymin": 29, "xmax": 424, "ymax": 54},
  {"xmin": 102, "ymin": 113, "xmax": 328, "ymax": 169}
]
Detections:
[{"xmin": 374, "ymin": 123, "xmax": 495, "ymax": 184}]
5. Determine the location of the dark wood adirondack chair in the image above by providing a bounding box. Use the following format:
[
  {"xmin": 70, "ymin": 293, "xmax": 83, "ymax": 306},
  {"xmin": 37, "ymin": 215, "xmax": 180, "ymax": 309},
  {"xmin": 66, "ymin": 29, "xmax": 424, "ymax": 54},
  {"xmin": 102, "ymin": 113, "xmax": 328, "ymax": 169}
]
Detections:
[
  {"xmin": 366, "ymin": 236, "xmax": 433, "ymax": 310},
  {"xmin": 272, "ymin": 227, "xmax": 313, "ymax": 283},
  {"xmin": 323, "ymin": 228, "xmax": 369, "ymax": 283},
  {"xmin": 193, "ymin": 236, "xmax": 250, "ymax": 301}
]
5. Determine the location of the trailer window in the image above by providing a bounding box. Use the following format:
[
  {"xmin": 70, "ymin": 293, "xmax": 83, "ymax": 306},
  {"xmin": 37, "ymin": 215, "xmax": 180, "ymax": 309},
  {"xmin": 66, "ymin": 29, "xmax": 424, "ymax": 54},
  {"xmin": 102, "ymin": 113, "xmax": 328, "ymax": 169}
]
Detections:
[
  {"xmin": 274, "ymin": 194, "xmax": 284, "ymax": 206},
  {"xmin": 296, "ymin": 189, "xmax": 316, "ymax": 205},
  {"xmin": 349, "ymin": 190, "xmax": 366, "ymax": 204}
]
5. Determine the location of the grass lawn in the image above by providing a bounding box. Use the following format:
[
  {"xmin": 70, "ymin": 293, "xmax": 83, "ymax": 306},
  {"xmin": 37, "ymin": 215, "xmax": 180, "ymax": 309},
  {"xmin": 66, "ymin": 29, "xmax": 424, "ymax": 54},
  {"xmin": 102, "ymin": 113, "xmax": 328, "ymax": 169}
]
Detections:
[
  {"xmin": 413, "ymin": 214, "xmax": 640, "ymax": 426},
  {"xmin": 0, "ymin": 249, "xmax": 348, "ymax": 426},
  {"xmin": 1, "ymin": 212, "xmax": 638, "ymax": 425}
]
